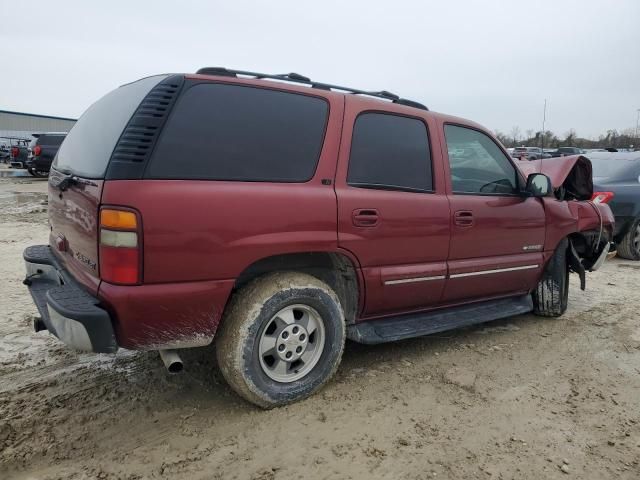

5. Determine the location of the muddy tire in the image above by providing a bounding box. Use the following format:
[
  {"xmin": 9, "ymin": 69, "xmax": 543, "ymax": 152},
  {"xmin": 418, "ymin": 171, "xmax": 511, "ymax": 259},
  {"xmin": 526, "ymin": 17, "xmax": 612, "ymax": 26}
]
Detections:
[
  {"xmin": 533, "ymin": 239, "xmax": 569, "ymax": 317},
  {"xmin": 215, "ymin": 272, "xmax": 345, "ymax": 408},
  {"xmin": 616, "ymin": 218, "xmax": 640, "ymax": 261}
]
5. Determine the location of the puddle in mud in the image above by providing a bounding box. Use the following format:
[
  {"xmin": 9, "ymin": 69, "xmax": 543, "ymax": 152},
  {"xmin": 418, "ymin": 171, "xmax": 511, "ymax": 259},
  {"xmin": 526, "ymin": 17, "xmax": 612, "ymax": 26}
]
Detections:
[
  {"xmin": 0, "ymin": 191, "xmax": 48, "ymax": 215},
  {"xmin": 0, "ymin": 191, "xmax": 47, "ymax": 204},
  {"xmin": 0, "ymin": 169, "xmax": 30, "ymax": 178}
]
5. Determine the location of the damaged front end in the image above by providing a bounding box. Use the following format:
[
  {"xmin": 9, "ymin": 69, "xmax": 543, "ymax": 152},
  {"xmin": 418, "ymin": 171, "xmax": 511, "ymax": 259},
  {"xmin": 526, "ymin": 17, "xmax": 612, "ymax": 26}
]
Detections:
[{"xmin": 518, "ymin": 155, "xmax": 615, "ymax": 290}]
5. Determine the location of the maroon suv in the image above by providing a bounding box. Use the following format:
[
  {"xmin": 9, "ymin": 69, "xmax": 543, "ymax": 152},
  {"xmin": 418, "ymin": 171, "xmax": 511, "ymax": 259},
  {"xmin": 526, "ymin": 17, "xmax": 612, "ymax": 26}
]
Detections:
[{"xmin": 23, "ymin": 68, "xmax": 613, "ymax": 407}]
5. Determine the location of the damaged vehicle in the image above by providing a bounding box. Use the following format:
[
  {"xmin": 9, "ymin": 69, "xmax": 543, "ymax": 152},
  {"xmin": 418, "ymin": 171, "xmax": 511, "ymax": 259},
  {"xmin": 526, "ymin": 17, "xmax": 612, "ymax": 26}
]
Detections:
[{"xmin": 22, "ymin": 68, "xmax": 613, "ymax": 408}]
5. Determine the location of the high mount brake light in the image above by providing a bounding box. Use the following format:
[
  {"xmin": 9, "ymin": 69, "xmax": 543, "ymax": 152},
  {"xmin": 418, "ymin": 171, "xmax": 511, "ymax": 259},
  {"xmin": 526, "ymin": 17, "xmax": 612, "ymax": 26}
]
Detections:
[
  {"xmin": 591, "ymin": 192, "xmax": 614, "ymax": 204},
  {"xmin": 99, "ymin": 208, "xmax": 141, "ymax": 285}
]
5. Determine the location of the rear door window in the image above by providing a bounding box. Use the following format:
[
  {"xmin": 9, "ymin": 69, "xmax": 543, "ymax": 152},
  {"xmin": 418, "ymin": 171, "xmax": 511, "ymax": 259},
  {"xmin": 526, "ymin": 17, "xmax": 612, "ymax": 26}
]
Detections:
[
  {"xmin": 444, "ymin": 125, "xmax": 518, "ymax": 195},
  {"xmin": 54, "ymin": 75, "xmax": 167, "ymax": 178},
  {"xmin": 347, "ymin": 112, "xmax": 432, "ymax": 192},
  {"xmin": 147, "ymin": 83, "xmax": 329, "ymax": 182}
]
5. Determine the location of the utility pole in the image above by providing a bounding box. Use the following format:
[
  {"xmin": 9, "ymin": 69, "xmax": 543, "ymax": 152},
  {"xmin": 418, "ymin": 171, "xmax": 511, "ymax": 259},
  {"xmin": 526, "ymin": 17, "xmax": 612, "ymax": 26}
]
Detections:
[
  {"xmin": 541, "ymin": 99, "xmax": 547, "ymax": 151},
  {"xmin": 635, "ymin": 108, "xmax": 640, "ymax": 150}
]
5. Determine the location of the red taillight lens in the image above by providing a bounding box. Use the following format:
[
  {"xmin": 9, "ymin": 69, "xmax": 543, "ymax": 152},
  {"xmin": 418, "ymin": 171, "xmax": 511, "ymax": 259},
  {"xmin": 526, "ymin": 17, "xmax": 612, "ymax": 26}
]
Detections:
[
  {"xmin": 100, "ymin": 246, "xmax": 139, "ymax": 284},
  {"xmin": 10, "ymin": 147, "xmax": 18, "ymax": 157},
  {"xmin": 591, "ymin": 191, "xmax": 614, "ymax": 204},
  {"xmin": 99, "ymin": 208, "xmax": 141, "ymax": 285},
  {"xmin": 33, "ymin": 145, "xmax": 42, "ymax": 156}
]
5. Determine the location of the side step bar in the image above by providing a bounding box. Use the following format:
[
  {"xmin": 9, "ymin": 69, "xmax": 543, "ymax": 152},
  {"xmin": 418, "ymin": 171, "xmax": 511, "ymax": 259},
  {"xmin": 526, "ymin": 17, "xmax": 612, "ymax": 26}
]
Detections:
[{"xmin": 347, "ymin": 295, "xmax": 533, "ymax": 344}]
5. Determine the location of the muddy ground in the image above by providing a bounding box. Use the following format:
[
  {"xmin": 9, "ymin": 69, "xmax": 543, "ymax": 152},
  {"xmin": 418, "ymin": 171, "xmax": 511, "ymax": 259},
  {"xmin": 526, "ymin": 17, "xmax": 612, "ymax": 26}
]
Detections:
[{"xmin": 0, "ymin": 165, "xmax": 639, "ymax": 479}]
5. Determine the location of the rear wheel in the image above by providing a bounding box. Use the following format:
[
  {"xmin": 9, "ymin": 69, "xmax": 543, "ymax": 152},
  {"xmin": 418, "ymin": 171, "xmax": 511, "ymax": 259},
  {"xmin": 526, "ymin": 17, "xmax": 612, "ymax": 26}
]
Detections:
[
  {"xmin": 215, "ymin": 272, "xmax": 345, "ymax": 408},
  {"xmin": 533, "ymin": 239, "xmax": 569, "ymax": 317},
  {"xmin": 616, "ymin": 219, "xmax": 640, "ymax": 260}
]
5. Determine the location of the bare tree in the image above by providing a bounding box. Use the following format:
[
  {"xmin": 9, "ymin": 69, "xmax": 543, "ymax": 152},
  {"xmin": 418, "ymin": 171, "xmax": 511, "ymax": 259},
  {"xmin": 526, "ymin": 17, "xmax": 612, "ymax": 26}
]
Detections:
[
  {"xmin": 525, "ymin": 130, "xmax": 534, "ymax": 144},
  {"xmin": 509, "ymin": 126, "xmax": 521, "ymax": 147},
  {"xmin": 564, "ymin": 129, "xmax": 577, "ymax": 145}
]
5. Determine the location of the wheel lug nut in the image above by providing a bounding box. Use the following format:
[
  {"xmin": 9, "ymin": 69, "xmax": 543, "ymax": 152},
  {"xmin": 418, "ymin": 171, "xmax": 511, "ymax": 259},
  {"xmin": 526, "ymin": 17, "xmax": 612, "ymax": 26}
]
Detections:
[
  {"xmin": 296, "ymin": 346, "xmax": 302, "ymax": 353},
  {"xmin": 292, "ymin": 326, "xmax": 299, "ymax": 334},
  {"xmin": 286, "ymin": 351, "xmax": 292, "ymax": 359},
  {"xmin": 278, "ymin": 344, "xmax": 285, "ymax": 352},
  {"xmin": 282, "ymin": 331, "xmax": 289, "ymax": 339},
  {"xmin": 299, "ymin": 334, "xmax": 306, "ymax": 341}
]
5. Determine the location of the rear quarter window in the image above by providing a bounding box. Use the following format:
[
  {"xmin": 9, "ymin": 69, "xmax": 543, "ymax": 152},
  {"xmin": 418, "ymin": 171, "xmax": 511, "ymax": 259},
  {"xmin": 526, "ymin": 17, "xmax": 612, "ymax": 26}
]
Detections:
[
  {"xmin": 146, "ymin": 83, "xmax": 329, "ymax": 182},
  {"xmin": 39, "ymin": 135, "xmax": 65, "ymax": 146},
  {"xmin": 54, "ymin": 75, "xmax": 167, "ymax": 178}
]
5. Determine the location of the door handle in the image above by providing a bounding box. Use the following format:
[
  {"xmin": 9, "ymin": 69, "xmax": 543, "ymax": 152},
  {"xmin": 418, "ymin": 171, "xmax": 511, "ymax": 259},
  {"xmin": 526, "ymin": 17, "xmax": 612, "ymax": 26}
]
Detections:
[
  {"xmin": 352, "ymin": 209, "xmax": 379, "ymax": 227},
  {"xmin": 454, "ymin": 210, "xmax": 474, "ymax": 227}
]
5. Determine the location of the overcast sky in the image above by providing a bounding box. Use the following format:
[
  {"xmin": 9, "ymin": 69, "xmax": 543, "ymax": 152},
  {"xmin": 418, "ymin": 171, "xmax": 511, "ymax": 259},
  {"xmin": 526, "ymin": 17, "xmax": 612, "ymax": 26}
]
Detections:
[{"xmin": 1, "ymin": 0, "xmax": 638, "ymax": 138}]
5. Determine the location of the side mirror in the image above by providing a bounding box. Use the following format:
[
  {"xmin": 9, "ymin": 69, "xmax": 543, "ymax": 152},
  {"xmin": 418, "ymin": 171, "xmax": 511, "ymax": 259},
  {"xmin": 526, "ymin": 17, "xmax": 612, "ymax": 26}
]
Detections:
[{"xmin": 525, "ymin": 173, "xmax": 552, "ymax": 197}]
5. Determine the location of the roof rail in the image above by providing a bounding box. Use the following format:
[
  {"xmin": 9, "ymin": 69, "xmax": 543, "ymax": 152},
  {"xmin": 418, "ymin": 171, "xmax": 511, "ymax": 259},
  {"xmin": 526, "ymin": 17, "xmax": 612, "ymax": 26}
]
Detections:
[{"xmin": 195, "ymin": 67, "xmax": 428, "ymax": 111}]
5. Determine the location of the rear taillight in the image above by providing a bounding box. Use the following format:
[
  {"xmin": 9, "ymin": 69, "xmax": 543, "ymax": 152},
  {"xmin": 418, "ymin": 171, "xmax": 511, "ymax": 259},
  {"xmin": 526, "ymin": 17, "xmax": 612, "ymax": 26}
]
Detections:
[
  {"xmin": 591, "ymin": 191, "xmax": 614, "ymax": 204},
  {"xmin": 99, "ymin": 208, "xmax": 141, "ymax": 285},
  {"xmin": 10, "ymin": 147, "xmax": 18, "ymax": 158},
  {"xmin": 33, "ymin": 145, "xmax": 42, "ymax": 156}
]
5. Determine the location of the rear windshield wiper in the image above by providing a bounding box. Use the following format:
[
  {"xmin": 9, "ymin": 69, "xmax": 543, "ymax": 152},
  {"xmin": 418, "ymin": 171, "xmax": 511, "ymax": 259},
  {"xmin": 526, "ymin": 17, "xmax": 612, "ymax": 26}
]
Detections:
[{"xmin": 52, "ymin": 173, "xmax": 97, "ymax": 191}]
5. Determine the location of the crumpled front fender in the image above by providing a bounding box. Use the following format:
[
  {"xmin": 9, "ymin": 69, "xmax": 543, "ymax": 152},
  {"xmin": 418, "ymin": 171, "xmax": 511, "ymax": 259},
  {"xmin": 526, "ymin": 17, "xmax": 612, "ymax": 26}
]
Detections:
[{"xmin": 516, "ymin": 155, "xmax": 593, "ymax": 200}]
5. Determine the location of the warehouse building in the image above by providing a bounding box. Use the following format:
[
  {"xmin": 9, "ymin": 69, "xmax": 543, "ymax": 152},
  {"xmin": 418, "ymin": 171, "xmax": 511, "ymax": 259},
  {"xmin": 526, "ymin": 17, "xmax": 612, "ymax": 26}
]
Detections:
[{"xmin": 0, "ymin": 110, "xmax": 76, "ymax": 142}]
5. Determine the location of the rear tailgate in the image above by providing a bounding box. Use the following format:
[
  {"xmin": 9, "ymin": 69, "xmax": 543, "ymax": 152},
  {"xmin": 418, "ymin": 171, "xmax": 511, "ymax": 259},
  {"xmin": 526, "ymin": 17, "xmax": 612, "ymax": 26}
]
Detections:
[
  {"xmin": 47, "ymin": 75, "xmax": 168, "ymax": 294},
  {"xmin": 48, "ymin": 171, "xmax": 103, "ymax": 294}
]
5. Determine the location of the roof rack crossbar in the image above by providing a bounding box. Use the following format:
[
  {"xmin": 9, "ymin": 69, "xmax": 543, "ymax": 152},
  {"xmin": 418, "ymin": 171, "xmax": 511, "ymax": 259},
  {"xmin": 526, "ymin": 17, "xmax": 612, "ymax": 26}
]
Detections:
[{"xmin": 195, "ymin": 67, "xmax": 428, "ymax": 110}]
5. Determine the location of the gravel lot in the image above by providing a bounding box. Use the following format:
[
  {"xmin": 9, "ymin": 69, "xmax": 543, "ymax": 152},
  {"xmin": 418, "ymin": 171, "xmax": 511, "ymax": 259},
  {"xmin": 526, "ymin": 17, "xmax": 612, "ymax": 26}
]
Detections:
[{"xmin": 0, "ymin": 166, "xmax": 639, "ymax": 479}]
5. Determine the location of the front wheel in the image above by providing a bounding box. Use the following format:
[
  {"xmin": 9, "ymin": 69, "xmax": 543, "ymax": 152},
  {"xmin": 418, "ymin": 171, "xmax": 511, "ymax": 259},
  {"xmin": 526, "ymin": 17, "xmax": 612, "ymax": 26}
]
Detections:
[
  {"xmin": 533, "ymin": 239, "xmax": 569, "ymax": 317},
  {"xmin": 215, "ymin": 272, "xmax": 345, "ymax": 408},
  {"xmin": 616, "ymin": 218, "xmax": 640, "ymax": 260}
]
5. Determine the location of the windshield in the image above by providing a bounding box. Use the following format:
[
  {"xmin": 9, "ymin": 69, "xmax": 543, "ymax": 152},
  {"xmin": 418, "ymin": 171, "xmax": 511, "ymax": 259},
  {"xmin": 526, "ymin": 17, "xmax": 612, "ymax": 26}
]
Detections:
[{"xmin": 54, "ymin": 75, "xmax": 167, "ymax": 178}]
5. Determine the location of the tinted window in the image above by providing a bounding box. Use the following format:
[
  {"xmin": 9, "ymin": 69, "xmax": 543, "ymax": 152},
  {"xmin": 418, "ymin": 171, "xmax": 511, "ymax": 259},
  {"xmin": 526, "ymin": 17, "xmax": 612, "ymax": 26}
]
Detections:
[
  {"xmin": 54, "ymin": 75, "xmax": 167, "ymax": 178},
  {"xmin": 445, "ymin": 125, "xmax": 517, "ymax": 194},
  {"xmin": 38, "ymin": 135, "xmax": 65, "ymax": 146},
  {"xmin": 147, "ymin": 84, "xmax": 328, "ymax": 182},
  {"xmin": 347, "ymin": 113, "xmax": 432, "ymax": 192}
]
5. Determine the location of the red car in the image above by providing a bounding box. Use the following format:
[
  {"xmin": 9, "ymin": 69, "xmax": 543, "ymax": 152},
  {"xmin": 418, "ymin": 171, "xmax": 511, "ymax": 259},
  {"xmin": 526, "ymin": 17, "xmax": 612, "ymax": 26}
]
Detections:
[{"xmin": 23, "ymin": 68, "xmax": 613, "ymax": 407}]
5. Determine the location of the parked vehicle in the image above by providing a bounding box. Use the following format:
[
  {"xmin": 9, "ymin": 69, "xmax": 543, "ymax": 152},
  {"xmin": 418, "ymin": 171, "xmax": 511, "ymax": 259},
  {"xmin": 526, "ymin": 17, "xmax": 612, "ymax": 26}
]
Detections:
[
  {"xmin": 587, "ymin": 152, "xmax": 640, "ymax": 260},
  {"xmin": 513, "ymin": 146, "xmax": 550, "ymax": 160},
  {"xmin": 25, "ymin": 132, "xmax": 66, "ymax": 177},
  {"xmin": 0, "ymin": 142, "xmax": 10, "ymax": 162},
  {"xmin": 9, "ymin": 138, "xmax": 32, "ymax": 168},
  {"xmin": 23, "ymin": 68, "xmax": 613, "ymax": 408},
  {"xmin": 550, "ymin": 146, "xmax": 583, "ymax": 157}
]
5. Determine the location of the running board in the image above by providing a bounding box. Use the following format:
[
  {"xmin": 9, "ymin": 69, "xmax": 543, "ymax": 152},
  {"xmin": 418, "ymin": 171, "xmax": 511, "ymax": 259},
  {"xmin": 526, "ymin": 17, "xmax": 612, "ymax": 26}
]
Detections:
[{"xmin": 347, "ymin": 295, "xmax": 533, "ymax": 344}]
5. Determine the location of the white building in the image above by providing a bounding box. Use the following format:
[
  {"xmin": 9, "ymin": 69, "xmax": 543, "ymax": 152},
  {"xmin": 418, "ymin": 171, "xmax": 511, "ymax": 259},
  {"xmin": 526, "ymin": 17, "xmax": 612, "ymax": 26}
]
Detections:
[{"xmin": 0, "ymin": 110, "xmax": 76, "ymax": 142}]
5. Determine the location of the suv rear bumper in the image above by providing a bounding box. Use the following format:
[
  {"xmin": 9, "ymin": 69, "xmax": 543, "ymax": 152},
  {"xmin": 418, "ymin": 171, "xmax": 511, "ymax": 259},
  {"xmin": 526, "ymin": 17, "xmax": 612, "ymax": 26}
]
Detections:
[{"xmin": 23, "ymin": 245, "xmax": 118, "ymax": 353}]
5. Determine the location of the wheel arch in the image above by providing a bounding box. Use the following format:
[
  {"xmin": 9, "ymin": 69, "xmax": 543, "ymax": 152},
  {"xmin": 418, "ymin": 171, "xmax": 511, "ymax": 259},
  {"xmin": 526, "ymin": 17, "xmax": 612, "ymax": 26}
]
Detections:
[{"xmin": 231, "ymin": 250, "xmax": 363, "ymax": 325}]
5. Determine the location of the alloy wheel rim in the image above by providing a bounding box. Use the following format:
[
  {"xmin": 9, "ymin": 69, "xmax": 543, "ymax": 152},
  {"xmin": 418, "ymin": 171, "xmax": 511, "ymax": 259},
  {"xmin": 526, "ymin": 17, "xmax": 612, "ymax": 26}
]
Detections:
[{"xmin": 258, "ymin": 304, "xmax": 326, "ymax": 383}]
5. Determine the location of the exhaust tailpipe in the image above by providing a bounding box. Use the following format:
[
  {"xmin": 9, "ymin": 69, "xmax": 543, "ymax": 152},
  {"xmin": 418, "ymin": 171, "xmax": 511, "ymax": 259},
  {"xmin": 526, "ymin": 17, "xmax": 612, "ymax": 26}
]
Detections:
[{"xmin": 158, "ymin": 349, "xmax": 183, "ymax": 373}]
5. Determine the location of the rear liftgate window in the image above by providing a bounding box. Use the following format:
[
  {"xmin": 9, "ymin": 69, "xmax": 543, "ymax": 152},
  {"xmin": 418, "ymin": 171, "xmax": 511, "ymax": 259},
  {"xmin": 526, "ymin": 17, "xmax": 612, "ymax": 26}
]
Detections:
[
  {"xmin": 147, "ymin": 84, "xmax": 329, "ymax": 182},
  {"xmin": 54, "ymin": 75, "xmax": 167, "ymax": 178}
]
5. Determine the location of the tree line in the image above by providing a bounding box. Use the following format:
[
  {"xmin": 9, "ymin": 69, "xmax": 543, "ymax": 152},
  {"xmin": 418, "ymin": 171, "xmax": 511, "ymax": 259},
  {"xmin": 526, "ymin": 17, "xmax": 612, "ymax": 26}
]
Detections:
[{"xmin": 494, "ymin": 126, "xmax": 638, "ymax": 149}]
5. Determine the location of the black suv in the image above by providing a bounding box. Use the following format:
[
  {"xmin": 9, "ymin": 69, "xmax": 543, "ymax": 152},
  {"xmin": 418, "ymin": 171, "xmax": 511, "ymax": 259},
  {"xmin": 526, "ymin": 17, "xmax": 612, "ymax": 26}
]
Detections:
[{"xmin": 25, "ymin": 133, "xmax": 66, "ymax": 177}]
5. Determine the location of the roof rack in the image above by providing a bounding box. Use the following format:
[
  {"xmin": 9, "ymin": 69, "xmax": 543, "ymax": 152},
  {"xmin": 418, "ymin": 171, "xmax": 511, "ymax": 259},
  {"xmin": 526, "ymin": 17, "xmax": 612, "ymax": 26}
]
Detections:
[{"xmin": 195, "ymin": 67, "xmax": 428, "ymax": 111}]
